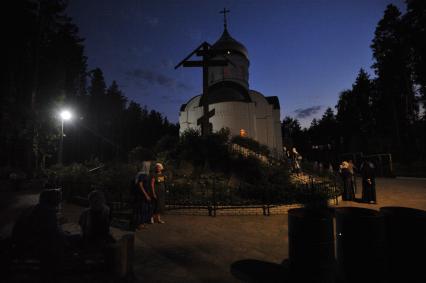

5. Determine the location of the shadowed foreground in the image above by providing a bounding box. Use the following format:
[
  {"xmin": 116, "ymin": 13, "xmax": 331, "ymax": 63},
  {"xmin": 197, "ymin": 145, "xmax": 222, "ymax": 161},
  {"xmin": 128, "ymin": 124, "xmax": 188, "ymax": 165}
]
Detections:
[{"xmin": 1, "ymin": 177, "xmax": 425, "ymax": 282}]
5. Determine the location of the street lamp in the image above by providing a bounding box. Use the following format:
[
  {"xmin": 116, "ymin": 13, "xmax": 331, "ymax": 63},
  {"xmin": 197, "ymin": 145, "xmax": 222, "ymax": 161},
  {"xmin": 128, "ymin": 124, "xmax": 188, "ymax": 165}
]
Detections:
[{"xmin": 58, "ymin": 110, "xmax": 72, "ymax": 165}]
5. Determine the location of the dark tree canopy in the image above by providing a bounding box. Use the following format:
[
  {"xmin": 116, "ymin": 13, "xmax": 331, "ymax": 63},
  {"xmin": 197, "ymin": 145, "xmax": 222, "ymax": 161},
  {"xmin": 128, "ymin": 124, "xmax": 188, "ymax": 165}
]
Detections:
[
  {"xmin": 1, "ymin": 1, "xmax": 178, "ymax": 175},
  {"xmin": 283, "ymin": 1, "xmax": 426, "ymax": 163}
]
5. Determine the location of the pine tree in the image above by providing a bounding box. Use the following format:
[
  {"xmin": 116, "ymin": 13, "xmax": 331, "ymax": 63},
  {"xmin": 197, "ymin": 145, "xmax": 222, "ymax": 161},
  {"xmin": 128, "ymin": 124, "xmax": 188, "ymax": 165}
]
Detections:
[
  {"xmin": 404, "ymin": 0, "xmax": 426, "ymax": 103},
  {"xmin": 336, "ymin": 69, "xmax": 375, "ymax": 152},
  {"xmin": 371, "ymin": 4, "xmax": 417, "ymax": 158}
]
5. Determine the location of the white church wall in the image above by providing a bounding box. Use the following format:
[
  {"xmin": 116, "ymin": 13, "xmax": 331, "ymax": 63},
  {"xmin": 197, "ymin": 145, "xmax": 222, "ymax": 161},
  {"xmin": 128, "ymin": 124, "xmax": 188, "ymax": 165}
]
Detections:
[
  {"xmin": 179, "ymin": 96, "xmax": 203, "ymax": 134},
  {"xmin": 249, "ymin": 90, "xmax": 278, "ymax": 152},
  {"xmin": 254, "ymin": 117, "xmax": 268, "ymax": 145},
  {"xmin": 210, "ymin": 101, "xmax": 255, "ymax": 138},
  {"xmin": 178, "ymin": 110, "xmax": 189, "ymax": 132},
  {"xmin": 273, "ymin": 109, "xmax": 283, "ymax": 157}
]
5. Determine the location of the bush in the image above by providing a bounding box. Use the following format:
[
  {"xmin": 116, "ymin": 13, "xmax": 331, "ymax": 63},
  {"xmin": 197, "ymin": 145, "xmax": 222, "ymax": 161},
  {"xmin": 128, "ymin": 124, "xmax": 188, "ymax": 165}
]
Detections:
[
  {"xmin": 49, "ymin": 161, "xmax": 136, "ymax": 203},
  {"xmin": 48, "ymin": 163, "xmax": 95, "ymax": 199},
  {"xmin": 129, "ymin": 146, "xmax": 156, "ymax": 163},
  {"xmin": 95, "ymin": 163, "xmax": 135, "ymax": 202},
  {"xmin": 177, "ymin": 129, "xmax": 230, "ymax": 171},
  {"xmin": 231, "ymin": 136, "xmax": 270, "ymax": 156},
  {"xmin": 231, "ymin": 155, "xmax": 266, "ymax": 185}
]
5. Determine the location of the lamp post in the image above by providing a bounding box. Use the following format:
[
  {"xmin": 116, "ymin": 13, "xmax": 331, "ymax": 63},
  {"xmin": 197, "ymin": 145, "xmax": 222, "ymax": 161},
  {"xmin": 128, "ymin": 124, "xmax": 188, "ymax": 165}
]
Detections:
[{"xmin": 58, "ymin": 110, "xmax": 72, "ymax": 165}]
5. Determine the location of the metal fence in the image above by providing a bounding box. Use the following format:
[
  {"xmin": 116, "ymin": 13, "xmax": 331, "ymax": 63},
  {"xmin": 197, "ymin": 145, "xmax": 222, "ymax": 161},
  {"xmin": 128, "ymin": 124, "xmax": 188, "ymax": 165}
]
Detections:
[
  {"xmin": 62, "ymin": 173, "xmax": 341, "ymax": 218},
  {"xmin": 165, "ymin": 177, "xmax": 341, "ymax": 216}
]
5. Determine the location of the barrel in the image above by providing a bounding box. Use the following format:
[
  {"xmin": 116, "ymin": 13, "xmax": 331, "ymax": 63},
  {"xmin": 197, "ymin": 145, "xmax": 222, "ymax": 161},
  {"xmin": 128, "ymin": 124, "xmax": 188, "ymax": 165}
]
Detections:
[
  {"xmin": 105, "ymin": 235, "xmax": 130, "ymax": 278},
  {"xmin": 380, "ymin": 206, "xmax": 426, "ymax": 283},
  {"xmin": 335, "ymin": 207, "xmax": 386, "ymax": 283},
  {"xmin": 288, "ymin": 207, "xmax": 336, "ymax": 282}
]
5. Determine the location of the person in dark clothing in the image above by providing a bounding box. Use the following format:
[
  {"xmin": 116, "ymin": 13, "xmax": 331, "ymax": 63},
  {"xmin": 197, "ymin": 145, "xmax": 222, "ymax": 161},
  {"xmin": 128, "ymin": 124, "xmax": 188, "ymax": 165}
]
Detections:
[
  {"xmin": 79, "ymin": 190, "xmax": 114, "ymax": 248},
  {"xmin": 12, "ymin": 189, "xmax": 68, "ymax": 277},
  {"xmin": 133, "ymin": 161, "xmax": 153, "ymax": 230},
  {"xmin": 360, "ymin": 159, "xmax": 377, "ymax": 203},
  {"xmin": 151, "ymin": 163, "xmax": 166, "ymax": 224},
  {"xmin": 339, "ymin": 161, "xmax": 354, "ymax": 201},
  {"xmin": 347, "ymin": 159, "xmax": 357, "ymax": 194}
]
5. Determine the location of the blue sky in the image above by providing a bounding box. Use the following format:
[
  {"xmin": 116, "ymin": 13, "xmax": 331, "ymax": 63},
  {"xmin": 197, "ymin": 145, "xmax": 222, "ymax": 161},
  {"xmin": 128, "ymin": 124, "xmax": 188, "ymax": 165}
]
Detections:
[{"xmin": 67, "ymin": 0, "xmax": 404, "ymax": 127}]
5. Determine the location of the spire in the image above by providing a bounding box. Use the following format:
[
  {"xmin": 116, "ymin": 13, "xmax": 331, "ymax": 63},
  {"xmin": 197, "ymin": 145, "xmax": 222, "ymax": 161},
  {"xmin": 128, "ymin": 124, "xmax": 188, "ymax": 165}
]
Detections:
[{"xmin": 220, "ymin": 8, "xmax": 230, "ymax": 30}]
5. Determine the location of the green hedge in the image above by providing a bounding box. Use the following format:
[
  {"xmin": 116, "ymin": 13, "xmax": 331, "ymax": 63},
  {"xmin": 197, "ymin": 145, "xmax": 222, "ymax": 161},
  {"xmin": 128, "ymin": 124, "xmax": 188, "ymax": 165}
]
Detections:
[{"xmin": 231, "ymin": 136, "xmax": 270, "ymax": 156}]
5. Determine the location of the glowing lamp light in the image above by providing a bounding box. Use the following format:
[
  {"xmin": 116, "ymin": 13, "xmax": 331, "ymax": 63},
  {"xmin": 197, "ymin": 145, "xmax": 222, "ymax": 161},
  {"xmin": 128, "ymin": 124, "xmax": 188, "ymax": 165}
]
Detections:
[
  {"xmin": 60, "ymin": 110, "xmax": 72, "ymax": 121},
  {"xmin": 240, "ymin": 129, "xmax": 247, "ymax": 137}
]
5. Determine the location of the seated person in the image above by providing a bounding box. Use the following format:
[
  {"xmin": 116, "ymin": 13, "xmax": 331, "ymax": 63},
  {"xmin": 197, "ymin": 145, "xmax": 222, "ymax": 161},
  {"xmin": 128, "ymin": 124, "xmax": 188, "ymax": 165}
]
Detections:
[
  {"xmin": 79, "ymin": 190, "xmax": 114, "ymax": 249},
  {"xmin": 11, "ymin": 189, "xmax": 67, "ymax": 271}
]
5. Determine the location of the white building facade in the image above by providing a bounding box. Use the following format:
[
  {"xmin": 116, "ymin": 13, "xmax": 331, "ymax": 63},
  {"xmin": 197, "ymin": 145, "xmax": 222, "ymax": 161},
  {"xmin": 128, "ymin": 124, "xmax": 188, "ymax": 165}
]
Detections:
[{"xmin": 179, "ymin": 27, "xmax": 283, "ymax": 158}]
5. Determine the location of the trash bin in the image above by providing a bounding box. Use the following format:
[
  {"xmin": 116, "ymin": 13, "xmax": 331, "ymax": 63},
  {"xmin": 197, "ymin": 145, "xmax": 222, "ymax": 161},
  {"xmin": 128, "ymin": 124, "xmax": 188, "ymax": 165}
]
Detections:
[
  {"xmin": 288, "ymin": 207, "xmax": 336, "ymax": 282},
  {"xmin": 380, "ymin": 206, "xmax": 426, "ymax": 283},
  {"xmin": 335, "ymin": 207, "xmax": 386, "ymax": 283}
]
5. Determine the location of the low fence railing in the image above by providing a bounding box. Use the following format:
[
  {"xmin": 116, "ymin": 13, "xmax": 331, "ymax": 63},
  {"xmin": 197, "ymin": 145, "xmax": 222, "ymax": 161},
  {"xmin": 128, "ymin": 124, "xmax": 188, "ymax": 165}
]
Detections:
[{"xmin": 62, "ymin": 175, "xmax": 341, "ymax": 218}]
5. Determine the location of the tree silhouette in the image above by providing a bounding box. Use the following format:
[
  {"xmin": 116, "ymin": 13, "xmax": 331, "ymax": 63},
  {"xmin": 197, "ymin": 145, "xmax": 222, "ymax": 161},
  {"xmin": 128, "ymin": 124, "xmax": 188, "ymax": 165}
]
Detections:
[{"xmin": 371, "ymin": 4, "xmax": 417, "ymax": 159}]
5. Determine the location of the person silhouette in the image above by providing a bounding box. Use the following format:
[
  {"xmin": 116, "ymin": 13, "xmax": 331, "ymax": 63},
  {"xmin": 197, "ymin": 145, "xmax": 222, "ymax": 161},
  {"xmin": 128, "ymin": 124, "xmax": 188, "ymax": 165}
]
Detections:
[{"xmin": 360, "ymin": 159, "xmax": 377, "ymax": 204}]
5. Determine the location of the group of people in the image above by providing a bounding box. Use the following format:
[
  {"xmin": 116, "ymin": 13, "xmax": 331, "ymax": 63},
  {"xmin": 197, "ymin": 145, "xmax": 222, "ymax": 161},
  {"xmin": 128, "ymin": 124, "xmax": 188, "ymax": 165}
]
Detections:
[
  {"xmin": 132, "ymin": 162, "xmax": 167, "ymax": 231},
  {"xmin": 11, "ymin": 188, "xmax": 114, "ymax": 277},
  {"xmin": 339, "ymin": 159, "xmax": 377, "ymax": 204},
  {"xmin": 284, "ymin": 147, "xmax": 303, "ymax": 175}
]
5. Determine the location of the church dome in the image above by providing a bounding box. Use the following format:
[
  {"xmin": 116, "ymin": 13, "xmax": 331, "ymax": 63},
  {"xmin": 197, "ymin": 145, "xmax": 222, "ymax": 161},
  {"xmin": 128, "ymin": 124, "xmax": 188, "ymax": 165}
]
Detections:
[{"xmin": 211, "ymin": 28, "xmax": 248, "ymax": 59}]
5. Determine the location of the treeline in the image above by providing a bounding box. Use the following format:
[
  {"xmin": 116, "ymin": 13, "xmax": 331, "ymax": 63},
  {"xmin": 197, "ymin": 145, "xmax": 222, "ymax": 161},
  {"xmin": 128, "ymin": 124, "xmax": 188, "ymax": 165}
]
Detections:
[
  {"xmin": 282, "ymin": 1, "xmax": 426, "ymax": 163},
  {"xmin": 1, "ymin": 1, "xmax": 177, "ymax": 175}
]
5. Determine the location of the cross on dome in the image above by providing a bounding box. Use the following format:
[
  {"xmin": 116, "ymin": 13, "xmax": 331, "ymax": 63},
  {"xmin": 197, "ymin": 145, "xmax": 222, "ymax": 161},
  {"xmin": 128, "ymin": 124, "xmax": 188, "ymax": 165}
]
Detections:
[{"xmin": 220, "ymin": 8, "xmax": 230, "ymax": 29}]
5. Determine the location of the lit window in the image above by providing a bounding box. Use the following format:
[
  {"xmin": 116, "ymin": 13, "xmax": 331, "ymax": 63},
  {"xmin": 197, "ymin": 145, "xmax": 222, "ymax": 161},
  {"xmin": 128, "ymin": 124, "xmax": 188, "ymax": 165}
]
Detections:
[{"xmin": 240, "ymin": 129, "xmax": 247, "ymax": 137}]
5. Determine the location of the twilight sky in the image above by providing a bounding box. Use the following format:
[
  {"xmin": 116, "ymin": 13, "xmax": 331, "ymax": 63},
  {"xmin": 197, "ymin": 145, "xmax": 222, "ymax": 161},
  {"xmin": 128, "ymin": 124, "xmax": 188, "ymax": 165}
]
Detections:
[{"xmin": 67, "ymin": 0, "xmax": 404, "ymax": 128}]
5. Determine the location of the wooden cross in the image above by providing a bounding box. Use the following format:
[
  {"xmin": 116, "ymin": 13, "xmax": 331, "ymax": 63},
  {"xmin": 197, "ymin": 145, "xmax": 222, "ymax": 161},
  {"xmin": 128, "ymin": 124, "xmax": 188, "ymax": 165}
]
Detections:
[
  {"xmin": 175, "ymin": 42, "xmax": 229, "ymax": 136},
  {"xmin": 220, "ymin": 8, "xmax": 230, "ymax": 29}
]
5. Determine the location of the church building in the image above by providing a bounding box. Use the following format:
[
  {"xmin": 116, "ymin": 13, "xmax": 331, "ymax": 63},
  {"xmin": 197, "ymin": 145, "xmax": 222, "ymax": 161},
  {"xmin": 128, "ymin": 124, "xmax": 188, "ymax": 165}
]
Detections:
[{"xmin": 179, "ymin": 13, "xmax": 283, "ymax": 158}]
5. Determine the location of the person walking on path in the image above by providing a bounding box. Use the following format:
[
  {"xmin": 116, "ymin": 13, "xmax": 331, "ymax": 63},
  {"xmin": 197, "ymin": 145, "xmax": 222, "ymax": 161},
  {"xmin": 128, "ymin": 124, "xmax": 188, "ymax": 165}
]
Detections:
[
  {"xmin": 151, "ymin": 163, "xmax": 166, "ymax": 224},
  {"xmin": 290, "ymin": 147, "xmax": 302, "ymax": 174},
  {"xmin": 360, "ymin": 159, "xmax": 377, "ymax": 204},
  {"xmin": 339, "ymin": 161, "xmax": 354, "ymax": 201},
  {"xmin": 133, "ymin": 161, "xmax": 152, "ymax": 230},
  {"xmin": 347, "ymin": 160, "xmax": 357, "ymax": 194}
]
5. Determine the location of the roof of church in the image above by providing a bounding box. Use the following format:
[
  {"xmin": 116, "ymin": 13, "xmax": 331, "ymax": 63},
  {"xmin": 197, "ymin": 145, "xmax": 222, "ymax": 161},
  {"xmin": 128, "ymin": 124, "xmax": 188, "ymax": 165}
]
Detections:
[
  {"xmin": 211, "ymin": 28, "xmax": 248, "ymax": 59},
  {"xmin": 180, "ymin": 95, "xmax": 201, "ymax": 112},
  {"xmin": 266, "ymin": 96, "xmax": 280, "ymax": 110},
  {"xmin": 200, "ymin": 81, "xmax": 251, "ymax": 106}
]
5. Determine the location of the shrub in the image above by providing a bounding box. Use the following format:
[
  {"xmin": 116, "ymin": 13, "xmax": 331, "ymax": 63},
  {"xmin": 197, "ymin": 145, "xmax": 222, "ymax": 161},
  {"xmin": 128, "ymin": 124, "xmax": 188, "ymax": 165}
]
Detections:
[
  {"xmin": 129, "ymin": 146, "xmax": 156, "ymax": 162},
  {"xmin": 231, "ymin": 136, "xmax": 270, "ymax": 156},
  {"xmin": 177, "ymin": 129, "xmax": 230, "ymax": 171}
]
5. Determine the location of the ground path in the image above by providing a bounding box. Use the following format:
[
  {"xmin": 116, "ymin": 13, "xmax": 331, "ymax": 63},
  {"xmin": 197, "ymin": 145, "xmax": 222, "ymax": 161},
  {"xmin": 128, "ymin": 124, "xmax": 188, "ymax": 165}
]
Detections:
[
  {"xmin": 1, "ymin": 177, "xmax": 425, "ymax": 282},
  {"xmin": 130, "ymin": 177, "xmax": 426, "ymax": 282}
]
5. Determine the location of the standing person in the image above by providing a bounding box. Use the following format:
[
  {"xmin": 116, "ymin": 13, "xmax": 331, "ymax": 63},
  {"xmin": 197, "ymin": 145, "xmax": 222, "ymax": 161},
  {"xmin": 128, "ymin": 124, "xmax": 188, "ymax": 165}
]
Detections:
[
  {"xmin": 360, "ymin": 159, "xmax": 377, "ymax": 204},
  {"xmin": 290, "ymin": 147, "xmax": 300, "ymax": 173},
  {"xmin": 133, "ymin": 161, "xmax": 152, "ymax": 230},
  {"xmin": 328, "ymin": 163, "xmax": 334, "ymax": 174},
  {"xmin": 339, "ymin": 161, "xmax": 354, "ymax": 201},
  {"xmin": 347, "ymin": 160, "xmax": 357, "ymax": 194},
  {"xmin": 319, "ymin": 162, "xmax": 323, "ymax": 174},
  {"xmin": 151, "ymin": 163, "xmax": 166, "ymax": 224}
]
